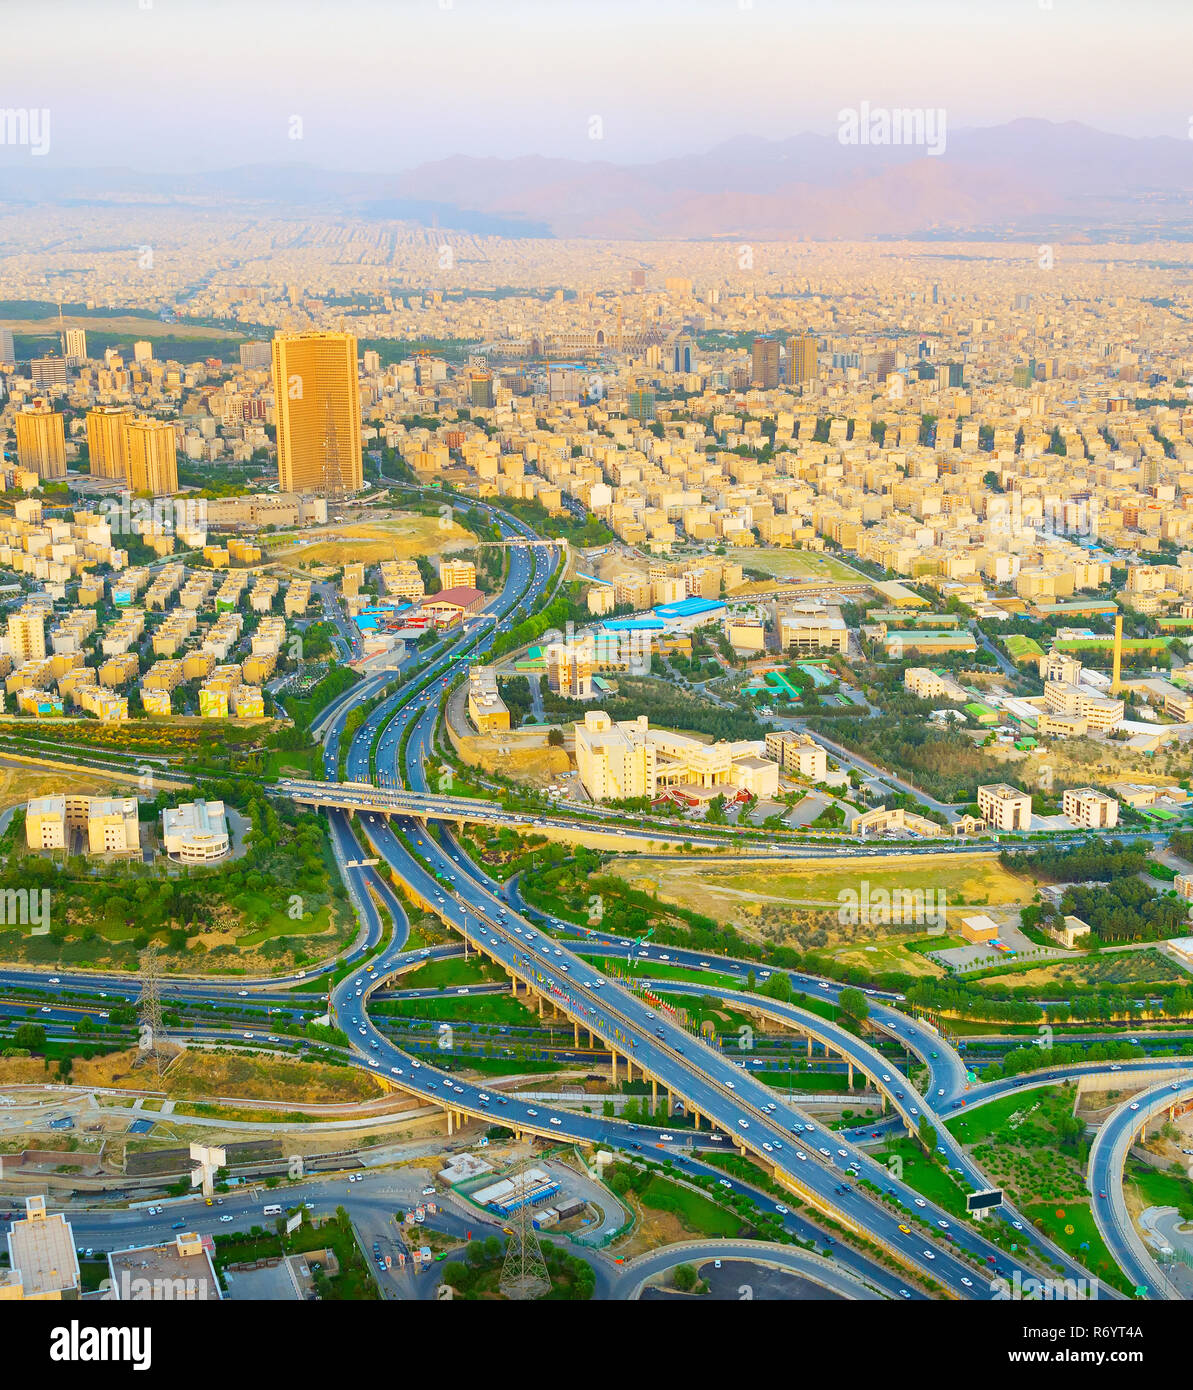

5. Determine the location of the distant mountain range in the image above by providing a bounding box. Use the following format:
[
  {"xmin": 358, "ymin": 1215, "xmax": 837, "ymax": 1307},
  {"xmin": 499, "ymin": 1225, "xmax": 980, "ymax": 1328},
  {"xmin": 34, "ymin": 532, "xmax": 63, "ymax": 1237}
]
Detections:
[{"xmin": 5, "ymin": 121, "xmax": 1193, "ymax": 240}]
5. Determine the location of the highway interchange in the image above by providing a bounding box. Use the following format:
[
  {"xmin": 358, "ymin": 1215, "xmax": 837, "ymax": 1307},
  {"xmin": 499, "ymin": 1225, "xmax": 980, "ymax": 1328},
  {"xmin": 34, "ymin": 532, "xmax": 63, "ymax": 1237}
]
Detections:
[{"xmin": 1, "ymin": 494, "xmax": 1189, "ymax": 1303}]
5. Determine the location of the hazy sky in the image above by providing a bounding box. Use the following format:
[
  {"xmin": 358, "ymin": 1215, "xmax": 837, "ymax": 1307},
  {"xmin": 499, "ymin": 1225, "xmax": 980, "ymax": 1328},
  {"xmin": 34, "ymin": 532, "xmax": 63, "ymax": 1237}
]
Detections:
[{"xmin": 2, "ymin": 0, "xmax": 1189, "ymax": 170}]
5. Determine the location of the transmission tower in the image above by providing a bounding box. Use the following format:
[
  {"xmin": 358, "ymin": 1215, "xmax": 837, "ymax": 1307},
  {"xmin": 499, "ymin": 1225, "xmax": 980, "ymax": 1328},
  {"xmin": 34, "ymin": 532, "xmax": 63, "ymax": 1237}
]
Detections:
[
  {"xmin": 498, "ymin": 1160, "xmax": 552, "ymax": 1300},
  {"xmin": 133, "ymin": 944, "xmax": 176, "ymax": 1076}
]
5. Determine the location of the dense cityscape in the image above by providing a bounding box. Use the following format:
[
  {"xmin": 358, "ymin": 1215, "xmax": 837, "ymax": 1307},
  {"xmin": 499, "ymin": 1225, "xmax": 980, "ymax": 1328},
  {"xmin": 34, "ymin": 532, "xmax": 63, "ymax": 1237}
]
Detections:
[{"xmin": 0, "ymin": 0, "xmax": 1189, "ymax": 1369}]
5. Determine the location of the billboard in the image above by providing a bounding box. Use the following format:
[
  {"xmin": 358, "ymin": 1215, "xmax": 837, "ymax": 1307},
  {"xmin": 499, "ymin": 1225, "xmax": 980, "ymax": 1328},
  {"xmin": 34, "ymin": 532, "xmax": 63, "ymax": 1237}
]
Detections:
[{"xmin": 967, "ymin": 1188, "xmax": 1003, "ymax": 1212}]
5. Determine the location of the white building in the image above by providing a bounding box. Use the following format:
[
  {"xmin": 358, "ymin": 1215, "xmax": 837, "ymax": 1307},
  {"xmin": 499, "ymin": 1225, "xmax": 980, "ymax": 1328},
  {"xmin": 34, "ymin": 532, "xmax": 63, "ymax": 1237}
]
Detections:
[{"xmin": 162, "ymin": 799, "xmax": 230, "ymax": 863}]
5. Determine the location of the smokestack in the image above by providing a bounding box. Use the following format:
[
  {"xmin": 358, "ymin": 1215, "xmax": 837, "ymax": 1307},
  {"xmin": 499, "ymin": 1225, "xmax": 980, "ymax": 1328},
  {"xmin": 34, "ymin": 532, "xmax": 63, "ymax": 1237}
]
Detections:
[{"xmin": 1111, "ymin": 613, "xmax": 1123, "ymax": 695}]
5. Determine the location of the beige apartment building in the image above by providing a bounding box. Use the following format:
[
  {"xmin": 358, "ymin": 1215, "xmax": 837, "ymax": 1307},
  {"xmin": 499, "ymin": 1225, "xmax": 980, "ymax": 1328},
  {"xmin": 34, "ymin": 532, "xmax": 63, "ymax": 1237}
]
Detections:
[
  {"xmin": 903, "ymin": 667, "xmax": 968, "ymax": 702},
  {"xmin": 15, "ymin": 400, "xmax": 66, "ymax": 479},
  {"xmin": 125, "ymin": 417, "xmax": 179, "ymax": 496},
  {"xmin": 776, "ymin": 605, "xmax": 849, "ymax": 654},
  {"xmin": 764, "ymin": 729, "xmax": 828, "ymax": 781},
  {"xmin": 977, "ymin": 783, "xmax": 1032, "ymax": 832},
  {"xmin": 25, "ymin": 794, "xmax": 139, "ymax": 856},
  {"xmin": 85, "ymin": 405, "xmax": 132, "ymax": 480},
  {"xmin": 1043, "ymin": 680, "xmax": 1124, "ymax": 732},
  {"xmin": 8, "ymin": 607, "xmax": 46, "ymax": 662},
  {"xmin": 575, "ymin": 712, "xmax": 657, "ymax": 800},
  {"xmin": 467, "ymin": 665, "xmax": 510, "ymax": 733},
  {"xmin": 271, "ymin": 330, "xmax": 363, "ymax": 495},
  {"xmin": 439, "ymin": 557, "xmax": 477, "ymax": 590},
  {"xmin": 546, "ymin": 640, "xmax": 593, "ymax": 699},
  {"xmin": 1062, "ymin": 787, "xmax": 1119, "ymax": 829}
]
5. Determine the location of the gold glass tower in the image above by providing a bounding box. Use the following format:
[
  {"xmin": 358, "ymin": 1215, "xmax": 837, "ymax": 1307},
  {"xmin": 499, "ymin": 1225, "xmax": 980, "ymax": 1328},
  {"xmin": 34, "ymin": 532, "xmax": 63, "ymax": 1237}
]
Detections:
[
  {"xmin": 15, "ymin": 400, "xmax": 67, "ymax": 479},
  {"xmin": 788, "ymin": 333, "xmax": 818, "ymax": 385},
  {"xmin": 86, "ymin": 405, "xmax": 132, "ymax": 480},
  {"xmin": 271, "ymin": 331, "xmax": 362, "ymax": 496},
  {"xmin": 125, "ymin": 418, "xmax": 178, "ymax": 496}
]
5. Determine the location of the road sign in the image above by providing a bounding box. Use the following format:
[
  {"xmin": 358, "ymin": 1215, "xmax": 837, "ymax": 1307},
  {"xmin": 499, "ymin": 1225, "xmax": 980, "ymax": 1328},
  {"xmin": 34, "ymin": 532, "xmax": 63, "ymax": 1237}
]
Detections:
[
  {"xmin": 967, "ymin": 1188, "xmax": 1003, "ymax": 1212},
  {"xmin": 285, "ymin": 1212, "xmax": 302, "ymax": 1235}
]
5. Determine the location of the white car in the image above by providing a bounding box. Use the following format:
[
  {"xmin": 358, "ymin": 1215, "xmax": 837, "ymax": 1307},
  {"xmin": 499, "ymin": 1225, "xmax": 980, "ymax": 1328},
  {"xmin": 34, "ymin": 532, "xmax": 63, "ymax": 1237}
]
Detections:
[
  {"xmin": 737, "ymin": 1119, "xmax": 749, "ymax": 1129},
  {"xmin": 922, "ymin": 1250, "xmax": 936, "ymax": 1261},
  {"xmin": 914, "ymin": 1198, "xmax": 927, "ymax": 1208},
  {"xmin": 549, "ymin": 1117, "xmax": 562, "ymax": 1126},
  {"xmin": 219, "ymin": 1215, "xmax": 233, "ymax": 1222}
]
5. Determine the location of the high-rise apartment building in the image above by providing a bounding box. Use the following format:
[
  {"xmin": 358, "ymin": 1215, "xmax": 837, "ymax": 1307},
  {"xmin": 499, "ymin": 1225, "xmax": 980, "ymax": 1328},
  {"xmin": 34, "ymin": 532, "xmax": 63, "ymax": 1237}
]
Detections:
[
  {"xmin": 125, "ymin": 418, "xmax": 179, "ymax": 496},
  {"xmin": 751, "ymin": 337, "xmax": 781, "ymax": 389},
  {"xmin": 8, "ymin": 607, "xmax": 46, "ymax": 662},
  {"xmin": 133, "ymin": 341, "xmax": 153, "ymax": 365},
  {"xmin": 238, "ymin": 341, "xmax": 271, "ymax": 369},
  {"xmin": 64, "ymin": 328, "xmax": 87, "ymax": 364},
  {"xmin": 15, "ymin": 399, "xmax": 66, "ymax": 478},
  {"xmin": 0, "ymin": 325, "xmax": 14, "ymax": 363},
  {"xmin": 30, "ymin": 356, "xmax": 68, "ymax": 389},
  {"xmin": 86, "ymin": 405, "xmax": 132, "ymax": 480},
  {"xmin": 271, "ymin": 331, "xmax": 362, "ymax": 495},
  {"xmin": 788, "ymin": 333, "xmax": 818, "ymax": 385}
]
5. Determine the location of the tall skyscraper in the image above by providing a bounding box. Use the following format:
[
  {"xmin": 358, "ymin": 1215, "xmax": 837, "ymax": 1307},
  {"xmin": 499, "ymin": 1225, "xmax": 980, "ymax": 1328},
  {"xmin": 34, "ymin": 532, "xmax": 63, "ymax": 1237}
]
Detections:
[
  {"xmin": 788, "ymin": 333, "xmax": 818, "ymax": 385},
  {"xmin": 271, "ymin": 331, "xmax": 362, "ymax": 496},
  {"xmin": 0, "ymin": 325, "xmax": 14, "ymax": 363},
  {"xmin": 125, "ymin": 418, "xmax": 178, "ymax": 496},
  {"xmin": 751, "ymin": 337, "xmax": 781, "ymax": 389},
  {"xmin": 64, "ymin": 328, "xmax": 87, "ymax": 364},
  {"xmin": 15, "ymin": 399, "xmax": 67, "ymax": 478},
  {"xmin": 86, "ymin": 405, "xmax": 132, "ymax": 480},
  {"xmin": 133, "ymin": 341, "xmax": 153, "ymax": 365}
]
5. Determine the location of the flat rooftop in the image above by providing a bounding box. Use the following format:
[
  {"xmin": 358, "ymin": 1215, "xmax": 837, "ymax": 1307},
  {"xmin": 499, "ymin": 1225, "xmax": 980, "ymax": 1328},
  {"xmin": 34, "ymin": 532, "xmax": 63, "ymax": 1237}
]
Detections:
[
  {"xmin": 108, "ymin": 1238, "xmax": 220, "ymax": 1301},
  {"xmin": 7, "ymin": 1208, "xmax": 79, "ymax": 1296}
]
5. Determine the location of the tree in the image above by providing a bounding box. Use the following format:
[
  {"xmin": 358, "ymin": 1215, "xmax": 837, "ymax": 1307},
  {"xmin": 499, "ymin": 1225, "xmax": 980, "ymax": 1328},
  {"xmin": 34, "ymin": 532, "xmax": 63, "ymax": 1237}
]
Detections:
[
  {"xmin": 13, "ymin": 1023, "xmax": 47, "ymax": 1053},
  {"xmin": 673, "ymin": 1263, "xmax": 698, "ymax": 1291},
  {"xmin": 838, "ymin": 987, "xmax": 869, "ymax": 1023}
]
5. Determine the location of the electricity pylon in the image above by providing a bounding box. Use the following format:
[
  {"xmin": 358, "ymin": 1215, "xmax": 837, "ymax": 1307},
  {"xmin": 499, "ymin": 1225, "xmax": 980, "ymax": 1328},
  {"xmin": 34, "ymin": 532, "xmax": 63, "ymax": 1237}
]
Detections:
[
  {"xmin": 498, "ymin": 1161, "xmax": 551, "ymax": 1300},
  {"xmin": 134, "ymin": 944, "xmax": 176, "ymax": 1075}
]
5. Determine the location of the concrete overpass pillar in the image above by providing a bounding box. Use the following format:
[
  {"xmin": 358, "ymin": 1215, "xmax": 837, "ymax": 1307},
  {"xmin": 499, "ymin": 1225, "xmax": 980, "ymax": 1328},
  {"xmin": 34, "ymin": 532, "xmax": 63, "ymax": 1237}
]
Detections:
[
  {"xmin": 807, "ymin": 1036, "xmax": 813, "ymax": 1059},
  {"xmin": 537, "ymin": 994, "xmax": 544, "ymax": 1019},
  {"xmin": 587, "ymin": 1029, "xmax": 595, "ymax": 1049},
  {"xmin": 666, "ymin": 1090, "xmax": 673, "ymax": 1117},
  {"xmin": 651, "ymin": 1079, "xmax": 658, "ymax": 1106},
  {"xmin": 847, "ymin": 1062, "xmax": 854, "ymax": 1089},
  {"xmin": 611, "ymin": 1051, "xmax": 618, "ymax": 1085},
  {"xmin": 692, "ymin": 1110, "xmax": 700, "ymax": 1130},
  {"xmin": 625, "ymin": 1058, "xmax": 633, "ymax": 1084},
  {"xmin": 446, "ymin": 1109, "xmax": 454, "ymax": 1136},
  {"xmin": 574, "ymin": 1022, "xmax": 580, "ymax": 1048}
]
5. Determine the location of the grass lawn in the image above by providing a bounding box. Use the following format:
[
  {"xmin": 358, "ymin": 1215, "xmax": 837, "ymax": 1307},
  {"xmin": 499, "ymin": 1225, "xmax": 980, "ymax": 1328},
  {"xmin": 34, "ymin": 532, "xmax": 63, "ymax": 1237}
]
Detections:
[
  {"xmin": 1022, "ymin": 1200, "xmax": 1132, "ymax": 1295},
  {"xmin": 945, "ymin": 1091, "xmax": 1041, "ymax": 1145},
  {"xmin": 638, "ymin": 1174, "xmax": 746, "ymax": 1237},
  {"xmin": 579, "ymin": 954, "xmax": 741, "ymax": 989},
  {"xmin": 1123, "ymin": 1158, "xmax": 1193, "ymax": 1218},
  {"xmin": 398, "ymin": 956, "xmax": 502, "ymax": 989},
  {"xmin": 876, "ymin": 1138, "xmax": 972, "ymax": 1218},
  {"xmin": 373, "ymin": 995, "xmax": 538, "ymax": 1027},
  {"xmin": 725, "ymin": 546, "xmax": 866, "ymax": 585}
]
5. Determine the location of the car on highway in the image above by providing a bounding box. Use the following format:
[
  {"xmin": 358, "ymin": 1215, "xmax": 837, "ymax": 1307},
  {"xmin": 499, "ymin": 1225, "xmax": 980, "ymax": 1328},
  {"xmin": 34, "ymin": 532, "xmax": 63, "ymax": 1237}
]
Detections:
[
  {"xmin": 913, "ymin": 1198, "xmax": 926, "ymax": 1208},
  {"xmin": 219, "ymin": 1215, "xmax": 233, "ymax": 1222},
  {"xmin": 898, "ymin": 1224, "xmax": 911, "ymax": 1234}
]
